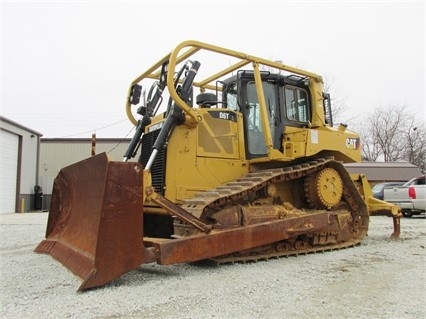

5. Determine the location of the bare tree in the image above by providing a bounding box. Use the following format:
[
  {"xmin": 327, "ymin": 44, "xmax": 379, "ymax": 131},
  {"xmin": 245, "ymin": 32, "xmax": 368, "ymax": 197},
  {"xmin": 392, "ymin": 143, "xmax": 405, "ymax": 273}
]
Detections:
[
  {"xmin": 322, "ymin": 77, "xmax": 353, "ymax": 126},
  {"xmin": 358, "ymin": 123, "xmax": 382, "ymax": 162},
  {"xmin": 404, "ymin": 123, "xmax": 426, "ymax": 173},
  {"xmin": 360, "ymin": 105, "xmax": 425, "ymax": 172},
  {"xmin": 372, "ymin": 105, "xmax": 407, "ymax": 161}
]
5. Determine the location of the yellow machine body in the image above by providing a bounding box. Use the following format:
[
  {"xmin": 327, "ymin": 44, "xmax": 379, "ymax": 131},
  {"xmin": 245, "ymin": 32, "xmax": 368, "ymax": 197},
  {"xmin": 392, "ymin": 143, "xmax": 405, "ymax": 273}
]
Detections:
[{"xmin": 35, "ymin": 40, "xmax": 401, "ymax": 291}]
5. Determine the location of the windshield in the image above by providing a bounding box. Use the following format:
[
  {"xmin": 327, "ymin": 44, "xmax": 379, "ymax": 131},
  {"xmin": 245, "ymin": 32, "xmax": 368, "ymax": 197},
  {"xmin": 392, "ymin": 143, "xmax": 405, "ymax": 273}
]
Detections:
[
  {"xmin": 404, "ymin": 176, "xmax": 425, "ymax": 186},
  {"xmin": 371, "ymin": 184, "xmax": 384, "ymax": 192},
  {"xmin": 373, "ymin": 182, "xmax": 405, "ymax": 192}
]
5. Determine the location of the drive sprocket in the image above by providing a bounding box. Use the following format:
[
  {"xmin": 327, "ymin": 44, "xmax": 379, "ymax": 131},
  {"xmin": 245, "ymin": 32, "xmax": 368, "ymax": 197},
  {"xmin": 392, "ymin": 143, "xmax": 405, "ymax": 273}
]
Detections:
[{"xmin": 305, "ymin": 167, "xmax": 343, "ymax": 209}]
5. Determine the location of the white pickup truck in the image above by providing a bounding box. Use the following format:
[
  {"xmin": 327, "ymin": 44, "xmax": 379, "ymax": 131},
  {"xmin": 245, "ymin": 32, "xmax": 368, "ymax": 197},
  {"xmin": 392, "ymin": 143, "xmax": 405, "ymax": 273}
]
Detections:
[{"xmin": 383, "ymin": 175, "xmax": 426, "ymax": 217}]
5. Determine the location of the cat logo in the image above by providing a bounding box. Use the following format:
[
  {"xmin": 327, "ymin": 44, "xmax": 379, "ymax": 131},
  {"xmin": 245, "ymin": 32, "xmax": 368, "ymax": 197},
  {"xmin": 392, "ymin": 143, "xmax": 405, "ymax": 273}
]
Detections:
[{"xmin": 346, "ymin": 138, "xmax": 360, "ymax": 150}]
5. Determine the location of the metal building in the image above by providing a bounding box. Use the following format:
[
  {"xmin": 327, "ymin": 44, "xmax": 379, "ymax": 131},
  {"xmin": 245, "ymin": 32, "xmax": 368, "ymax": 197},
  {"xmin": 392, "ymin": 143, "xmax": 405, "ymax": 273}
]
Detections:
[
  {"xmin": 0, "ymin": 116, "xmax": 42, "ymax": 213},
  {"xmin": 344, "ymin": 162, "xmax": 422, "ymax": 184},
  {"xmin": 39, "ymin": 137, "xmax": 132, "ymax": 208}
]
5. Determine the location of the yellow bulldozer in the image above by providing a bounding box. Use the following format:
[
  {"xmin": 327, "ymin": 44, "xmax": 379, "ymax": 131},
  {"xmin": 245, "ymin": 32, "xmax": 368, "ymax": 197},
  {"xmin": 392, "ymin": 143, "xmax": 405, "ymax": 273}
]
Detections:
[{"xmin": 35, "ymin": 40, "xmax": 401, "ymax": 291}]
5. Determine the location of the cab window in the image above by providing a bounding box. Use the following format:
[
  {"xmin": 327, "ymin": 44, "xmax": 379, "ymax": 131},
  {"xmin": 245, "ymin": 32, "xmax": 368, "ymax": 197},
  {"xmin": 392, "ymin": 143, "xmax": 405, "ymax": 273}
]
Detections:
[
  {"xmin": 244, "ymin": 81, "xmax": 277, "ymax": 155},
  {"xmin": 225, "ymin": 83, "xmax": 239, "ymax": 111},
  {"xmin": 284, "ymin": 86, "xmax": 309, "ymax": 123}
]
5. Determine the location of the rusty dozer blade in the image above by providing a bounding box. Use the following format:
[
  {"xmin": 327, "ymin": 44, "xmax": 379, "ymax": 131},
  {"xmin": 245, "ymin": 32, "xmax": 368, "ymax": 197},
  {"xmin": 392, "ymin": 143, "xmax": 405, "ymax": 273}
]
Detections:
[{"xmin": 35, "ymin": 153, "xmax": 147, "ymax": 291}]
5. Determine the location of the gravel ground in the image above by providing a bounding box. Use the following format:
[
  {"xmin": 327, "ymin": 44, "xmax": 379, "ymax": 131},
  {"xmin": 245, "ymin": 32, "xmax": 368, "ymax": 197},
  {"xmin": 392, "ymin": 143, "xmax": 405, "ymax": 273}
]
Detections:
[{"xmin": 1, "ymin": 212, "xmax": 425, "ymax": 319}]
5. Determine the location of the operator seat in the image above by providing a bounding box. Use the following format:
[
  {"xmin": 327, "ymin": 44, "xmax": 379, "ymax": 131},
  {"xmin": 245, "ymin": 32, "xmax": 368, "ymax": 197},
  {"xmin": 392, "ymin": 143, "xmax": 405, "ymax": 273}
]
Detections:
[{"xmin": 196, "ymin": 93, "xmax": 217, "ymax": 108}]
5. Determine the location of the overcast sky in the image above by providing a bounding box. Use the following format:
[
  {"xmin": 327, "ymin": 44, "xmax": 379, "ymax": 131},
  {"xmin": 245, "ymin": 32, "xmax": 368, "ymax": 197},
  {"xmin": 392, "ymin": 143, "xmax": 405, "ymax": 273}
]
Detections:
[{"xmin": 1, "ymin": 1, "xmax": 425, "ymax": 138}]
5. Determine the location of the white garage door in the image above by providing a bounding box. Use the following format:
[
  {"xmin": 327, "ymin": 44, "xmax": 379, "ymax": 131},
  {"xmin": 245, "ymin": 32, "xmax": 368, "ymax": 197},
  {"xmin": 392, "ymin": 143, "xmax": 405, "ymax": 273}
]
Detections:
[{"xmin": 0, "ymin": 130, "xmax": 19, "ymax": 213}]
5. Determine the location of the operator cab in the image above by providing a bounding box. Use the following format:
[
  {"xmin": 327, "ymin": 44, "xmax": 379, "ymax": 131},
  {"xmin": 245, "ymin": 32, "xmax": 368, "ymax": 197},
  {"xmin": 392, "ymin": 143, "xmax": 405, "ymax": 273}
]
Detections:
[{"xmin": 221, "ymin": 71, "xmax": 312, "ymax": 159}]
